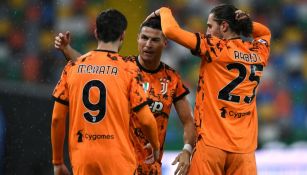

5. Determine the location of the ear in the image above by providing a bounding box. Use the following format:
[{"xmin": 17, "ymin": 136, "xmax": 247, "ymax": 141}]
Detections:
[
  {"xmin": 94, "ymin": 28, "xmax": 98, "ymax": 40},
  {"xmin": 119, "ymin": 31, "xmax": 126, "ymax": 41},
  {"xmin": 221, "ymin": 21, "xmax": 229, "ymax": 33},
  {"xmin": 163, "ymin": 37, "xmax": 168, "ymax": 47}
]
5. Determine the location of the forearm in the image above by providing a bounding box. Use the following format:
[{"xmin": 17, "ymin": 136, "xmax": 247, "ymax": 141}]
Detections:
[
  {"xmin": 51, "ymin": 119, "xmax": 66, "ymax": 164},
  {"xmin": 174, "ymin": 97, "xmax": 196, "ymax": 147},
  {"xmin": 62, "ymin": 45, "xmax": 82, "ymax": 61},
  {"xmin": 136, "ymin": 107, "xmax": 160, "ymax": 150},
  {"xmin": 183, "ymin": 120, "xmax": 196, "ymax": 146},
  {"xmin": 141, "ymin": 123, "xmax": 159, "ymax": 150},
  {"xmin": 51, "ymin": 103, "xmax": 68, "ymax": 165},
  {"xmin": 160, "ymin": 7, "xmax": 197, "ymax": 50},
  {"xmin": 252, "ymin": 22, "xmax": 271, "ymax": 41}
]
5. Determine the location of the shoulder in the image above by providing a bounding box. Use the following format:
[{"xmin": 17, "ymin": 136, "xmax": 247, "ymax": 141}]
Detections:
[
  {"xmin": 120, "ymin": 55, "xmax": 138, "ymax": 69},
  {"xmin": 117, "ymin": 55, "xmax": 141, "ymax": 78},
  {"xmin": 121, "ymin": 55, "xmax": 142, "ymax": 76},
  {"xmin": 62, "ymin": 60, "xmax": 75, "ymax": 74},
  {"xmin": 200, "ymin": 34, "xmax": 223, "ymax": 45},
  {"xmin": 198, "ymin": 34, "xmax": 225, "ymax": 59},
  {"xmin": 122, "ymin": 55, "xmax": 138, "ymax": 64},
  {"xmin": 161, "ymin": 62, "xmax": 175, "ymax": 72},
  {"xmin": 160, "ymin": 61, "xmax": 182, "ymax": 78},
  {"xmin": 75, "ymin": 51, "xmax": 93, "ymax": 64}
]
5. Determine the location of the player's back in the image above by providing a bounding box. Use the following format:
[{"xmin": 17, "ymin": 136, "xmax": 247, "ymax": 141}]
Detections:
[
  {"xmin": 64, "ymin": 50, "xmax": 143, "ymax": 173},
  {"xmin": 196, "ymin": 36, "xmax": 270, "ymax": 153}
]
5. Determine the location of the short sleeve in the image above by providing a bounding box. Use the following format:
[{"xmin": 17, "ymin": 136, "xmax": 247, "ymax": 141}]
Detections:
[
  {"xmin": 52, "ymin": 62, "xmax": 73, "ymax": 106},
  {"xmin": 173, "ymin": 74, "xmax": 190, "ymax": 103}
]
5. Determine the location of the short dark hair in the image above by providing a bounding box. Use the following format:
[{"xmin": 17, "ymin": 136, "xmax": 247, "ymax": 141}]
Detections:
[
  {"xmin": 210, "ymin": 4, "xmax": 252, "ymax": 37},
  {"xmin": 140, "ymin": 16, "xmax": 162, "ymax": 31},
  {"xmin": 96, "ymin": 9, "xmax": 127, "ymax": 42}
]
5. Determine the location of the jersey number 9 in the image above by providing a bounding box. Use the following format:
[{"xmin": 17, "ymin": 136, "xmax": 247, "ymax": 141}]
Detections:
[{"xmin": 82, "ymin": 80, "xmax": 106, "ymax": 123}]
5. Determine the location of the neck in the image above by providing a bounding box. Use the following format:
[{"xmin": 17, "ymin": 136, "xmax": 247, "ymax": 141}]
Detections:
[
  {"xmin": 138, "ymin": 55, "xmax": 161, "ymax": 71},
  {"xmin": 223, "ymin": 32, "xmax": 240, "ymax": 40},
  {"xmin": 97, "ymin": 41, "xmax": 120, "ymax": 52}
]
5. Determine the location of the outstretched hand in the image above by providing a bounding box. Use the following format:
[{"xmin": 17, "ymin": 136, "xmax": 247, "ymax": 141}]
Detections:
[
  {"xmin": 172, "ymin": 150, "xmax": 191, "ymax": 175},
  {"xmin": 54, "ymin": 31, "xmax": 71, "ymax": 51}
]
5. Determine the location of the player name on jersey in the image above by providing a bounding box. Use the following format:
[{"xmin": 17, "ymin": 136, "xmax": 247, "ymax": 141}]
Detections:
[
  {"xmin": 233, "ymin": 51, "xmax": 261, "ymax": 63},
  {"xmin": 77, "ymin": 64, "xmax": 118, "ymax": 75}
]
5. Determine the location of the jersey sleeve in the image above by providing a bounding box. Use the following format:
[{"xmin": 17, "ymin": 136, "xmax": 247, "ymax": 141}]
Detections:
[
  {"xmin": 129, "ymin": 69, "xmax": 151, "ymax": 112},
  {"xmin": 160, "ymin": 7, "xmax": 198, "ymax": 51},
  {"xmin": 252, "ymin": 22, "xmax": 271, "ymax": 45},
  {"xmin": 52, "ymin": 61, "xmax": 73, "ymax": 105},
  {"xmin": 51, "ymin": 102, "xmax": 68, "ymax": 165},
  {"xmin": 173, "ymin": 74, "xmax": 190, "ymax": 103},
  {"xmin": 251, "ymin": 22, "xmax": 271, "ymax": 65},
  {"xmin": 160, "ymin": 7, "xmax": 224, "ymax": 62}
]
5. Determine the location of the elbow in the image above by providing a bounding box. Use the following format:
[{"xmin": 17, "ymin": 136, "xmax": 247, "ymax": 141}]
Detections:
[
  {"xmin": 136, "ymin": 107, "xmax": 157, "ymax": 131},
  {"xmin": 51, "ymin": 116, "xmax": 65, "ymax": 130},
  {"xmin": 184, "ymin": 118, "xmax": 195, "ymax": 129},
  {"xmin": 51, "ymin": 117, "xmax": 60, "ymax": 129},
  {"xmin": 182, "ymin": 116, "xmax": 196, "ymax": 131},
  {"xmin": 141, "ymin": 116, "xmax": 157, "ymax": 129}
]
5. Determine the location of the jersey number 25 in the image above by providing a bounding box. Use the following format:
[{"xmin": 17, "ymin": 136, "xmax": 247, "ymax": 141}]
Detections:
[{"xmin": 218, "ymin": 63, "xmax": 263, "ymax": 103}]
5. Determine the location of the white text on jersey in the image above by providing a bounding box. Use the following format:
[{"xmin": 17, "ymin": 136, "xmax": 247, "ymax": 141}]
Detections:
[{"xmin": 77, "ymin": 64, "xmax": 118, "ymax": 75}]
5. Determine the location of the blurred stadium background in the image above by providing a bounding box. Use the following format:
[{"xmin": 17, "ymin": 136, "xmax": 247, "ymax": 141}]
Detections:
[{"xmin": 0, "ymin": 0, "xmax": 306, "ymax": 174}]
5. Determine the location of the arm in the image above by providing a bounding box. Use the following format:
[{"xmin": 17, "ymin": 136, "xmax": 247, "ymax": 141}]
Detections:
[
  {"xmin": 234, "ymin": 10, "xmax": 271, "ymax": 44},
  {"xmin": 135, "ymin": 106, "xmax": 160, "ymax": 161},
  {"xmin": 51, "ymin": 102, "xmax": 70, "ymax": 175},
  {"xmin": 252, "ymin": 22, "xmax": 271, "ymax": 44},
  {"xmin": 252, "ymin": 22, "xmax": 271, "ymax": 65},
  {"xmin": 54, "ymin": 31, "xmax": 82, "ymax": 61},
  {"xmin": 147, "ymin": 8, "xmax": 197, "ymax": 51},
  {"xmin": 175, "ymin": 96, "xmax": 195, "ymax": 147},
  {"xmin": 172, "ymin": 96, "xmax": 196, "ymax": 175}
]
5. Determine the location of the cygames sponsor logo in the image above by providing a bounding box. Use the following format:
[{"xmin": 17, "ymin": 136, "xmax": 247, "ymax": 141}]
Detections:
[
  {"xmin": 219, "ymin": 107, "xmax": 251, "ymax": 119},
  {"xmin": 76, "ymin": 130, "xmax": 114, "ymax": 142}
]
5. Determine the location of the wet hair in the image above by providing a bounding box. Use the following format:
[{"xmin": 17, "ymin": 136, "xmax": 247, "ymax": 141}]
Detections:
[
  {"xmin": 210, "ymin": 4, "xmax": 252, "ymax": 37},
  {"xmin": 140, "ymin": 16, "xmax": 162, "ymax": 31},
  {"xmin": 96, "ymin": 9, "xmax": 127, "ymax": 42}
]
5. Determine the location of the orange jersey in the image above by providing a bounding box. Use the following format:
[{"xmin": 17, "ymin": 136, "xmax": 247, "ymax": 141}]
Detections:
[
  {"xmin": 52, "ymin": 50, "xmax": 149, "ymax": 174},
  {"xmin": 160, "ymin": 7, "xmax": 271, "ymax": 153},
  {"xmin": 124, "ymin": 56, "xmax": 189, "ymax": 173}
]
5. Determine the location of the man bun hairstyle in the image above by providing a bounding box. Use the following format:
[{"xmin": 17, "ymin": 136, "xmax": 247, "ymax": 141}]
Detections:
[
  {"xmin": 210, "ymin": 4, "xmax": 252, "ymax": 37},
  {"xmin": 96, "ymin": 9, "xmax": 127, "ymax": 42}
]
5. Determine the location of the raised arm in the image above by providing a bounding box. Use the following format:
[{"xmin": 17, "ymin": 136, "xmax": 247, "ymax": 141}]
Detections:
[
  {"xmin": 146, "ymin": 7, "xmax": 197, "ymax": 51},
  {"xmin": 172, "ymin": 96, "xmax": 196, "ymax": 175},
  {"xmin": 54, "ymin": 31, "xmax": 82, "ymax": 61},
  {"xmin": 252, "ymin": 22, "xmax": 271, "ymax": 44}
]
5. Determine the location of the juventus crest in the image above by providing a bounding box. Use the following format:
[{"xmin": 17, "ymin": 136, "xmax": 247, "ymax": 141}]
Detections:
[{"xmin": 160, "ymin": 78, "xmax": 169, "ymax": 95}]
